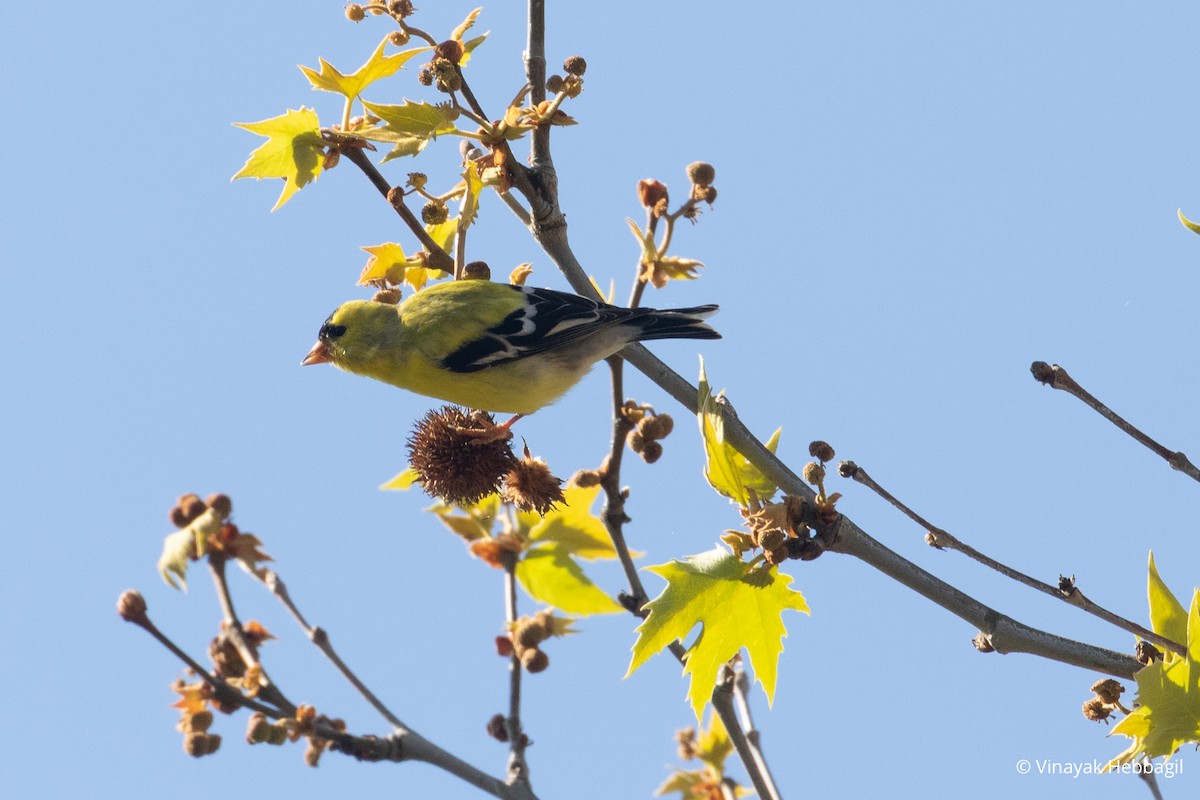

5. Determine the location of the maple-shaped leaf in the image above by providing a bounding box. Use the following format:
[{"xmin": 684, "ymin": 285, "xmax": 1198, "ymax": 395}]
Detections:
[
  {"xmin": 232, "ymin": 108, "xmax": 324, "ymax": 211},
  {"xmin": 356, "ymin": 242, "xmax": 451, "ymax": 291},
  {"xmin": 429, "ymin": 494, "xmax": 502, "ymax": 542},
  {"xmin": 361, "ymin": 99, "xmax": 461, "ymax": 161},
  {"xmin": 656, "ymin": 770, "xmax": 709, "ymax": 799},
  {"xmin": 1108, "ymin": 584, "xmax": 1200, "ymax": 769},
  {"xmin": 299, "ymin": 37, "xmax": 427, "ymax": 102},
  {"xmin": 694, "ymin": 710, "xmax": 734, "ymax": 773},
  {"xmin": 628, "ymin": 548, "xmax": 809, "ymax": 720},
  {"xmin": 698, "ymin": 359, "xmax": 781, "ymax": 506},
  {"xmin": 1179, "ymin": 208, "xmax": 1200, "ymax": 236},
  {"xmin": 515, "ymin": 485, "xmax": 623, "ymax": 615}
]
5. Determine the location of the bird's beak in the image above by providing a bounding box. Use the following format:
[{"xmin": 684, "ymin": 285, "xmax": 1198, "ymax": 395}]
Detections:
[{"xmin": 301, "ymin": 341, "xmax": 332, "ymax": 366}]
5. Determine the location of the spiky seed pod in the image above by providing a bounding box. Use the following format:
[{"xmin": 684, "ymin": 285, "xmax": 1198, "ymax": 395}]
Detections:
[
  {"xmin": 407, "ymin": 407, "xmax": 516, "ymax": 505},
  {"xmin": 503, "ymin": 453, "xmax": 565, "ymax": 515},
  {"xmin": 686, "ymin": 161, "xmax": 715, "ymax": 186},
  {"xmin": 421, "ymin": 200, "xmax": 449, "ymax": 225},
  {"xmin": 1082, "ymin": 697, "xmax": 1112, "ymax": 723},
  {"xmin": 1091, "ymin": 679, "xmax": 1125, "ymax": 705},
  {"xmin": 406, "ymin": 172, "xmax": 428, "ymax": 190},
  {"xmin": 388, "ymin": 0, "xmax": 414, "ymax": 17},
  {"xmin": 418, "ymin": 68, "xmax": 434, "ymax": 86}
]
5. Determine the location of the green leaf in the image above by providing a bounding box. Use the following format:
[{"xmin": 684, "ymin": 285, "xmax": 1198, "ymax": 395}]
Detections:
[
  {"xmin": 451, "ymin": 7, "xmax": 483, "ymax": 41},
  {"xmin": 527, "ymin": 484, "xmax": 620, "ymax": 560},
  {"xmin": 627, "ymin": 548, "xmax": 809, "ymax": 720},
  {"xmin": 697, "ymin": 359, "xmax": 780, "ymax": 505},
  {"xmin": 457, "ymin": 160, "xmax": 484, "ymax": 232},
  {"xmin": 1148, "ymin": 551, "xmax": 1187, "ymax": 648},
  {"xmin": 232, "ymin": 107, "xmax": 324, "ymax": 211},
  {"xmin": 299, "ymin": 37, "xmax": 427, "ymax": 101},
  {"xmin": 361, "ymin": 99, "xmax": 461, "ymax": 161},
  {"xmin": 1179, "ymin": 208, "xmax": 1200, "ymax": 235},
  {"xmin": 379, "ymin": 467, "xmax": 419, "ymax": 491},
  {"xmin": 516, "ymin": 545, "xmax": 623, "ymax": 615}
]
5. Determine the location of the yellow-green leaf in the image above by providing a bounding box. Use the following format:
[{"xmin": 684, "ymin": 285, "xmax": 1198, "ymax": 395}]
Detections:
[
  {"xmin": 380, "ymin": 467, "xmax": 419, "ymax": 491},
  {"xmin": 232, "ymin": 107, "xmax": 324, "ymax": 211},
  {"xmin": 460, "ymin": 33, "xmax": 489, "ymax": 66},
  {"xmin": 451, "ymin": 7, "xmax": 483, "ymax": 41},
  {"xmin": 358, "ymin": 242, "xmax": 409, "ymax": 286},
  {"xmin": 527, "ymin": 484, "xmax": 620, "ymax": 559},
  {"xmin": 1108, "ymin": 589, "xmax": 1200, "ymax": 769},
  {"xmin": 698, "ymin": 359, "xmax": 780, "ymax": 505},
  {"xmin": 1148, "ymin": 551, "xmax": 1187, "ymax": 649},
  {"xmin": 429, "ymin": 494, "xmax": 500, "ymax": 541},
  {"xmin": 299, "ymin": 38, "xmax": 426, "ymax": 101},
  {"xmin": 458, "ymin": 160, "xmax": 484, "ymax": 231},
  {"xmin": 627, "ymin": 548, "xmax": 809, "ymax": 720},
  {"xmin": 361, "ymin": 99, "xmax": 461, "ymax": 161},
  {"xmin": 1179, "ymin": 208, "xmax": 1200, "ymax": 235},
  {"xmin": 516, "ymin": 545, "xmax": 623, "ymax": 615},
  {"xmin": 626, "ymin": 218, "xmax": 659, "ymax": 264},
  {"xmin": 157, "ymin": 507, "xmax": 222, "ymax": 590}
]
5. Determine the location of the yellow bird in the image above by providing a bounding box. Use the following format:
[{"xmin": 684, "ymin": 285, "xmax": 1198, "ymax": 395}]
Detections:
[{"xmin": 302, "ymin": 280, "xmax": 719, "ymax": 415}]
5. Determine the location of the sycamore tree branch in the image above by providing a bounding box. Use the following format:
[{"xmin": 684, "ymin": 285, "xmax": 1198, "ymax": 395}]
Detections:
[
  {"xmin": 263, "ymin": 570, "xmax": 408, "ymax": 729},
  {"xmin": 1031, "ymin": 361, "xmax": 1200, "ymax": 483},
  {"xmin": 712, "ymin": 666, "xmax": 780, "ymax": 800},
  {"xmin": 839, "ymin": 460, "xmax": 1185, "ymax": 658}
]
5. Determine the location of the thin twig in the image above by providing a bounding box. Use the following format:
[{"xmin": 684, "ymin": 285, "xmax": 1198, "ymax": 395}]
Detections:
[
  {"xmin": 264, "ymin": 571, "xmax": 408, "ymax": 729},
  {"xmin": 341, "ymin": 145, "xmax": 454, "ymax": 271},
  {"xmin": 208, "ymin": 555, "xmax": 295, "ymax": 715},
  {"xmin": 502, "ymin": 553, "xmax": 530, "ymax": 785},
  {"xmin": 1031, "ymin": 361, "xmax": 1200, "ymax": 482},
  {"xmin": 839, "ymin": 461, "xmax": 1186, "ymax": 658},
  {"xmin": 731, "ymin": 663, "xmax": 781, "ymax": 794},
  {"xmin": 711, "ymin": 667, "xmax": 781, "ymax": 800}
]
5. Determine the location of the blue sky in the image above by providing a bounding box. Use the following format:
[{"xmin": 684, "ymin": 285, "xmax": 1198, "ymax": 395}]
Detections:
[{"xmin": 5, "ymin": 2, "xmax": 1200, "ymax": 797}]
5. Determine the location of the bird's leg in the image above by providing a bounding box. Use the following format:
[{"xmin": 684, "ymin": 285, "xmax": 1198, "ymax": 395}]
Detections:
[{"xmin": 451, "ymin": 412, "xmax": 523, "ymax": 444}]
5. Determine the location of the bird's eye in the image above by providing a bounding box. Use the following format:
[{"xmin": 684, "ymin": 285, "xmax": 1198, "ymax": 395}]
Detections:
[{"xmin": 319, "ymin": 322, "xmax": 347, "ymax": 342}]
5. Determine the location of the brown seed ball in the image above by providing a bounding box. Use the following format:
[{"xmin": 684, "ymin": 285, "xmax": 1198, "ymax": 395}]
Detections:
[
  {"xmin": 436, "ymin": 39, "xmax": 465, "ymax": 65},
  {"xmin": 206, "ymin": 493, "xmax": 233, "ymax": 519},
  {"xmin": 421, "ymin": 200, "xmax": 449, "ymax": 225},
  {"xmin": 546, "ymin": 74, "xmax": 565, "ymax": 93},
  {"xmin": 686, "ymin": 161, "xmax": 715, "ymax": 186},
  {"xmin": 637, "ymin": 179, "xmax": 669, "ymax": 209},
  {"xmin": 807, "ymin": 441, "xmax": 835, "ymax": 463},
  {"xmin": 406, "ymin": 407, "xmax": 516, "ymax": 505},
  {"xmin": 521, "ymin": 648, "xmax": 549, "ymax": 673},
  {"xmin": 563, "ymin": 55, "xmax": 587, "ymax": 76},
  {"xmin": 389, "ymin": 30, "xmax": 410, "ymax": 46},
  {"xmin": 345, "ymin": 4, "xmax": 366, "ymax": 22}
]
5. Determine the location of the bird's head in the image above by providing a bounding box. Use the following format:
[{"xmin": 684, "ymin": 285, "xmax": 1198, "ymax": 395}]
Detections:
[{"xmin": 302, "ymin": 300, "xmax": 400, "ymax": 372}]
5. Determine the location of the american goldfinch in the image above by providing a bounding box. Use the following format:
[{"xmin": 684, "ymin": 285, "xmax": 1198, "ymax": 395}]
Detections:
[{"xmin": 302, "ymin": 280, "xmax": 719, "ymax": 414}]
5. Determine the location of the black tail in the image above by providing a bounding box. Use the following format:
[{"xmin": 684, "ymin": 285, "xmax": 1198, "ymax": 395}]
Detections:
[{"xmin": 634, "ymin": 304, "xmax": 721, "ymax": 341}]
